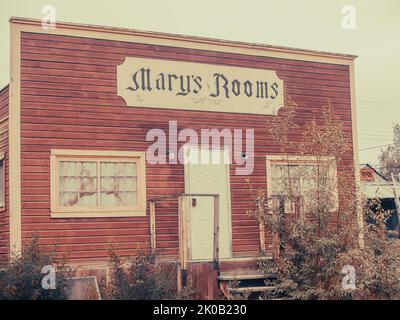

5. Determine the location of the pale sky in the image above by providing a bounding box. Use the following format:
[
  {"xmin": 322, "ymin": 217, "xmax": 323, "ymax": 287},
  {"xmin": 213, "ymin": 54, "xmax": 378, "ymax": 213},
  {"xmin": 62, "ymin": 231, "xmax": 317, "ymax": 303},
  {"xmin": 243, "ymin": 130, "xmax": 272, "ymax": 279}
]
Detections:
[{"xmin": 0, "ymin": 0, "xmax": 399, "ymax": 167}]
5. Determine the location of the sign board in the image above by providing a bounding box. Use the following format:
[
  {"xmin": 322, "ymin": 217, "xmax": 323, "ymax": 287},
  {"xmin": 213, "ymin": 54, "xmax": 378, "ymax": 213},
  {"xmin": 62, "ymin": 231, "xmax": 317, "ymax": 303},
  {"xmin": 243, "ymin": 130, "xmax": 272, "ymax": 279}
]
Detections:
[{"xmin": 117, "ymin": 57, "xmax": 284, "ymax": 115}]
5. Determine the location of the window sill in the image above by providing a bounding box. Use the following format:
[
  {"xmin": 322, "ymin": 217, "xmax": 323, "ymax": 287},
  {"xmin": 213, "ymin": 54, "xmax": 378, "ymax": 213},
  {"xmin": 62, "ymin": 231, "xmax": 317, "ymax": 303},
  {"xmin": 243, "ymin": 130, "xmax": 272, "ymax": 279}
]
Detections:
[{"xmin": 51, "ymin": 209, "xmax": 146, "ymax": 219}]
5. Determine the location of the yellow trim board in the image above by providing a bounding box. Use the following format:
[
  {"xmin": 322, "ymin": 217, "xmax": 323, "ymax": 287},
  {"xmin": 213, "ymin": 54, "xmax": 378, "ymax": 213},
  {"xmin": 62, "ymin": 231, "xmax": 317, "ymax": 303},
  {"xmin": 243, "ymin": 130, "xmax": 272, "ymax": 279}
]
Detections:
[
  {"xmin": 349, "ymin": 61, "xmax": 364, "ymax": 247},
  {"xmin": 9, "ymin": 23, "xmax": 22, "ymax": 255},
  {"xmin": 10, "ymin": 17, "xmax": 356, "ymax": 65}
]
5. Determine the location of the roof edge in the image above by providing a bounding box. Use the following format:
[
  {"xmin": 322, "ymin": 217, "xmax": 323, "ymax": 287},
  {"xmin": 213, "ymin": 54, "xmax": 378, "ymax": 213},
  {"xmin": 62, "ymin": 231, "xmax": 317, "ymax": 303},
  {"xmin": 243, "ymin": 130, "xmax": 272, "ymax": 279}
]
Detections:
[
  {"xmin": 0, "ymin": 84, "xmax": 9, "ymax": 95},
  {"xmin": 9, "ymin": 16, "xmax": 357, "ymax": 61}
]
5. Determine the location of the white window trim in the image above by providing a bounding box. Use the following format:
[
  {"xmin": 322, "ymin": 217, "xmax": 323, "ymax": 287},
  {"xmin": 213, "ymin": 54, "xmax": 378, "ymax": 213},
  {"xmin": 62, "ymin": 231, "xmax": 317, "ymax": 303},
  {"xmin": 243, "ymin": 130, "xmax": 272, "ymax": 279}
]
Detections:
[
  {"xmin": 265, "ymin": 155, "xmax": 339, "ymax": 214},
  {"xmin": 50, "ymin": 149, "xmax": 147, "ymax": 218}
]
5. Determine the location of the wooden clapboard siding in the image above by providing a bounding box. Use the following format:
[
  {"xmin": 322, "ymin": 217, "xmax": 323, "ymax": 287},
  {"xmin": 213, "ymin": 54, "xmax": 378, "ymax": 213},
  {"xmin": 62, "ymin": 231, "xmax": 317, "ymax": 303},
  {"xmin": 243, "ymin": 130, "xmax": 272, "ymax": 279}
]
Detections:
[
  {"xmin": 0, "ymin": 85, "xmax": 9, "ymax": 260},
  {"xmin": 19, "ymin": 31, "xmax": 355, "ymax": 263}
]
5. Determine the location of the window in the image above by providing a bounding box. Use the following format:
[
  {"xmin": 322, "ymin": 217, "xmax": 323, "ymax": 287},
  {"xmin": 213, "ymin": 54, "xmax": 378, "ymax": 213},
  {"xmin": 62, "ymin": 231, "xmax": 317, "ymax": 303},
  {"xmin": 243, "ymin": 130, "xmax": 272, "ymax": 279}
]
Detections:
[
  {"xmin": 266, "ymin": 156, "xmax": 338, "ymax": 215},
  {"xmin": 51, "ymin": 150, "xmax": 146, "ymax": 218},
  {"xmin": 0, "ymin": 153, "xmax": 4, "ymax": 210}
]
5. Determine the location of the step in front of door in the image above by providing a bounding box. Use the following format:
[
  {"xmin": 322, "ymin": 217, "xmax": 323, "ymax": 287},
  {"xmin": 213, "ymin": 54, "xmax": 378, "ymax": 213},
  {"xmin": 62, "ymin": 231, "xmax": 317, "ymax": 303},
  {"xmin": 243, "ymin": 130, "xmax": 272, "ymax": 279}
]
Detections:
[{"xmin": 218, "ymin": 270, "xmax": 279, "ymax": 300}]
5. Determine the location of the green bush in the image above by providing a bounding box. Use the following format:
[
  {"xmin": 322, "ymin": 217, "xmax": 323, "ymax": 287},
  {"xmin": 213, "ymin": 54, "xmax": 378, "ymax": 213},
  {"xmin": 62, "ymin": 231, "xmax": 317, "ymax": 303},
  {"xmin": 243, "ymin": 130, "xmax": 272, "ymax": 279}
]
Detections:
[{"xmin": 0, "ymin": 236, "xmax": 73, "ymax": 300}]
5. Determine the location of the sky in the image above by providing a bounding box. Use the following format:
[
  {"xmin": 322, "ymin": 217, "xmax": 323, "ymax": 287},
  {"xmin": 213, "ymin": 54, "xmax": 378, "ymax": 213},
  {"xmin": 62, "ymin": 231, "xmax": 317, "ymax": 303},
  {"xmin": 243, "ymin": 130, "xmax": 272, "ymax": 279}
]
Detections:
[{"xmin": 0, "ymin": 0, "xmax": 399, "ymax": 167}]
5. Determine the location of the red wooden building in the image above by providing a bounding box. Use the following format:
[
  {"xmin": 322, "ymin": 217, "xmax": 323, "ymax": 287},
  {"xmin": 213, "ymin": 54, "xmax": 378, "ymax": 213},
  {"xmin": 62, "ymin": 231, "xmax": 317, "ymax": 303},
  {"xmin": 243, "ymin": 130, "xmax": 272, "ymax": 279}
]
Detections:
[{"xmin": 0, "ymin": 17, "xmax": 359, "ymax": 298}]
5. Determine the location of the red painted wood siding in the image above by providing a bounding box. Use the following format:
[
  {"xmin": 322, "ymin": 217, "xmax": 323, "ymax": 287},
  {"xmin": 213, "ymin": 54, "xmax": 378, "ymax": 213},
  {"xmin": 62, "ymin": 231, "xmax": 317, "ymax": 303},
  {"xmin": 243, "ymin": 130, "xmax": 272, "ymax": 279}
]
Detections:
[
  {"xmin": 19, "ymin": 32, "xmax": 355, "ymax": 263},
  {"xmin": 0, "ymin": 85, "xmax": 9, "ymax": 260}
]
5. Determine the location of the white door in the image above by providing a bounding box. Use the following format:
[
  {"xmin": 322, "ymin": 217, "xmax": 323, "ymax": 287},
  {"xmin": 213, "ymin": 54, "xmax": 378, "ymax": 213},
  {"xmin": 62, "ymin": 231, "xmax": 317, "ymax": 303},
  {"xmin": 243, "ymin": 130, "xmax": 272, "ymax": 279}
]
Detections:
[{"xmin": 184, "ymin": 147, "xmax": 232, "ymax": 261}]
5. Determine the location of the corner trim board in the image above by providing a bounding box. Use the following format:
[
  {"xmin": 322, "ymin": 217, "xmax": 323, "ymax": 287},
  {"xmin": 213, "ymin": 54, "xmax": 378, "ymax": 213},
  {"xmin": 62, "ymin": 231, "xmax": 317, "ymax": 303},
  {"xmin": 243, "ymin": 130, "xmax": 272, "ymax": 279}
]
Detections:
[{"xmin": 9, "ymin": 23, "xmax": 22, "ymax": 254}]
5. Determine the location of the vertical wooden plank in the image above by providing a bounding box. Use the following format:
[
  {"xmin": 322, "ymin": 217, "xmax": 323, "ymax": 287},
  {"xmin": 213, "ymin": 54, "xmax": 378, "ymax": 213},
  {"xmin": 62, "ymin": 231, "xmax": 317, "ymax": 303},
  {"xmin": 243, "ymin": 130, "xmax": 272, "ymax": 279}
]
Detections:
[
  {"xmin": 213, "ymin": 195, "xmax": 220, "ymax": 269},
  {"xmin": 178, "ymin": 196, "xmax": 183, "ymax": 267},
  {"xmin": 176, "ymin": 263, "xmax": 182, "ymax": 292},
  {"xmin": 177, "ymin": 196, "xmax": 185, "ymax": 291},
  {"xmin": 183, "ymin": 196, "xmax": 188, "ymax": 270},
  {"xmin": 259, "ymin": 219, "xmax": 266, "ymax": 255},
  {"xmin": 179, "ymin": 196, "xmax": 188, "ymax": 270},
  {"xmin": 258, "ymin": 204, "xmax": 266, "ymax": 255},
  {"xmin": 188, "ymin": 262, "xmax": 219, "ymax": 299},
  {"xmin": 149, "ymin": 200, "xmax": 156, "ymax": 255}
]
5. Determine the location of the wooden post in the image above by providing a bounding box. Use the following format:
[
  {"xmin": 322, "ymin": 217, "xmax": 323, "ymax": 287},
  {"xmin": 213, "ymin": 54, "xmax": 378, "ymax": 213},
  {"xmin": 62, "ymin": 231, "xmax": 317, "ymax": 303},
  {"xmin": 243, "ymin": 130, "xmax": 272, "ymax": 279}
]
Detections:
[
  {"xmin": 213, "ymin": 195, "xmax": 220, "ymax": 270},
  {"xmin": 391, "ymin": 173, "xmax": 400, "ymax": 237},
  {"xmin": 178, "ymin": 196, "xmax": 188, "ymax": 271},
  {"xmin": 150, "ymin": 201, "xmax": 156, "ymax": 255},
  {"xmin": 258, "ymin": 205, "xmax": 266, "ymax": 255},
  {"xmin": 176, "ymin": 264, "xmax": 182, "ymax": 292}
]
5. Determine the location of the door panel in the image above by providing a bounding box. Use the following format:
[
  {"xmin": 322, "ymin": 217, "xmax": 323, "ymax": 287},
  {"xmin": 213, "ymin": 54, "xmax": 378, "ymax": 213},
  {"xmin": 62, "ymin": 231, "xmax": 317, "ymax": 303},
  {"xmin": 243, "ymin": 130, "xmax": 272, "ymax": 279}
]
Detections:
[
  {"xmin": 189, "ymin": 197, "xmax": 214, "ymax": 260},
  {"xmin": 184, "ymin": 147, "xmax": 232, "ymax": 260}
]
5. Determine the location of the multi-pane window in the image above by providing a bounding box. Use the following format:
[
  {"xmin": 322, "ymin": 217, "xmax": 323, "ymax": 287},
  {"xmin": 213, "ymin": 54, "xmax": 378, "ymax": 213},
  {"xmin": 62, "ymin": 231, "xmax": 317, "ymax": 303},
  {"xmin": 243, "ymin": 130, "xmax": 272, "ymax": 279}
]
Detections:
[
  {"xmin": 59, "ymin": 161, "xmax": 138, "ymax": 208},
  {"xmin": 51, "ymin": 150, "xmax": 146, "ymax": 218},
  {"xmin": 100, "ymin": 162, "xmax": 138, "ymax": 207},
  {"xmin": 267, "ymin": 157, "xmax": 337, "ymax": 215}
]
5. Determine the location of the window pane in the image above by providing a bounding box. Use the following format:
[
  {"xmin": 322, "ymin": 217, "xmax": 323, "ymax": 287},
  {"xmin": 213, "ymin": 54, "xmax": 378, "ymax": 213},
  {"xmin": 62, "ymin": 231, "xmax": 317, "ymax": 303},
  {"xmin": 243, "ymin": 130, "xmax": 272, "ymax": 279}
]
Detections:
[
  {"xmin": 118, "ymin": 162, "xmax": 137, "ymax": 176},
  {"xmin": 59, "ymin": 161, "xmax": 98, "ymax": 207},
  {"xmin": 60, "ymin": 192, "xmax": 79, "ymax": 207},
  {"xmin": 271, "ymin": 164, "xmax": 305, "ymax": 196},
  {"xmin": 126, "ymin": 162, "xmax": 137, "ymax": 176},
  {"xmin": 59, "ymin": 177, "xmax": 79, "ymax": 192},
  {"xmin": 81, "ymin": 177, "xmax": 97, "ymax": 192},
  {"xmin": 101, "ymin": 162, "xmax": 117, "ymax": 176},
  {"xmin": 79, "ymin": 192, "xmax": 97, "ymax": 207},
  {"xmin": 81, "ymin": 162, "xmax": 97, "ymax": 176},
  {"xmin": 59, "ymin": 161, "xmax": 79, "ymax": 176},
  {"xmin": 101, "ymin": 177, "xmax": 116, "ymax": 192},
  {"xmin": 118, "ymin": 191, "xmax": 137, "ymax": 206},
  {"xmin": 80, "ymin": 176, "xmax": 98, "ymax": 207},
  {"xmin": 101, "ymin": 192, "xmax": 118, "ymax": 206},
  {"xmin": 118, "ymin": 177, "xmax": 137, "ymax": 191}
]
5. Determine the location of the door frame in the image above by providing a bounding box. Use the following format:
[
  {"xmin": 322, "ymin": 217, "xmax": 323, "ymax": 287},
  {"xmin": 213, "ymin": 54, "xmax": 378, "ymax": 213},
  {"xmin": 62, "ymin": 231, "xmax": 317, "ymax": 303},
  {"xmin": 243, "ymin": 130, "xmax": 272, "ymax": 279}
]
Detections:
[{"xmin": 183, "ymin": 146, "xmax": 233, "ymax": 261}]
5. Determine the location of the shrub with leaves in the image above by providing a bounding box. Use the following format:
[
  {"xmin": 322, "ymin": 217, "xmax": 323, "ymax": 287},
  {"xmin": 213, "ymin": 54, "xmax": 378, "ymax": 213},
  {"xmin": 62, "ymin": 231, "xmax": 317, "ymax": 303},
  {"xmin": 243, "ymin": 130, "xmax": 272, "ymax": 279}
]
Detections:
[
  {"xmin": 249, "ymin": 98, "xmax": 400, "ymax": 300},
  {"xmin": 0, "ymin": 236, "xmax": 73, "ymax": 300},
  {"xmin": 338, "ymin": 199, "xmax": 400, "ymax": 300},
  {"xmin": 104, "ymin": 249, "xmax": 194, "ymax": 300}
]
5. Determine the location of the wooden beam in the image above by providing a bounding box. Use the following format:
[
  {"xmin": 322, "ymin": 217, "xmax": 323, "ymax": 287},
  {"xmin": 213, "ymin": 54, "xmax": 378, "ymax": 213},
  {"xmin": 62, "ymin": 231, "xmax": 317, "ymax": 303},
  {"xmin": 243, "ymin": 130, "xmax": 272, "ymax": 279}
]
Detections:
[
  {"xmin": 176, "ymin": 264, "xmax": 182, "ymax": 292},
  {"xmin": 258, "ymin": 206, "xmax": 266, "ymax": 255},
  {"xmin": 213, "ymin": 195, "xmax": 220, "ymax": 270},
  {"xmin": 259, "ymin": 221, "xmax": 266, "ymax": 255},
  {"xmin": 150, "ymin": 201, "xmax": 156, "ymax": 255},
  {"xmin": 178, "ymin": 196, "xmax": 188, "ymax": 270}
]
